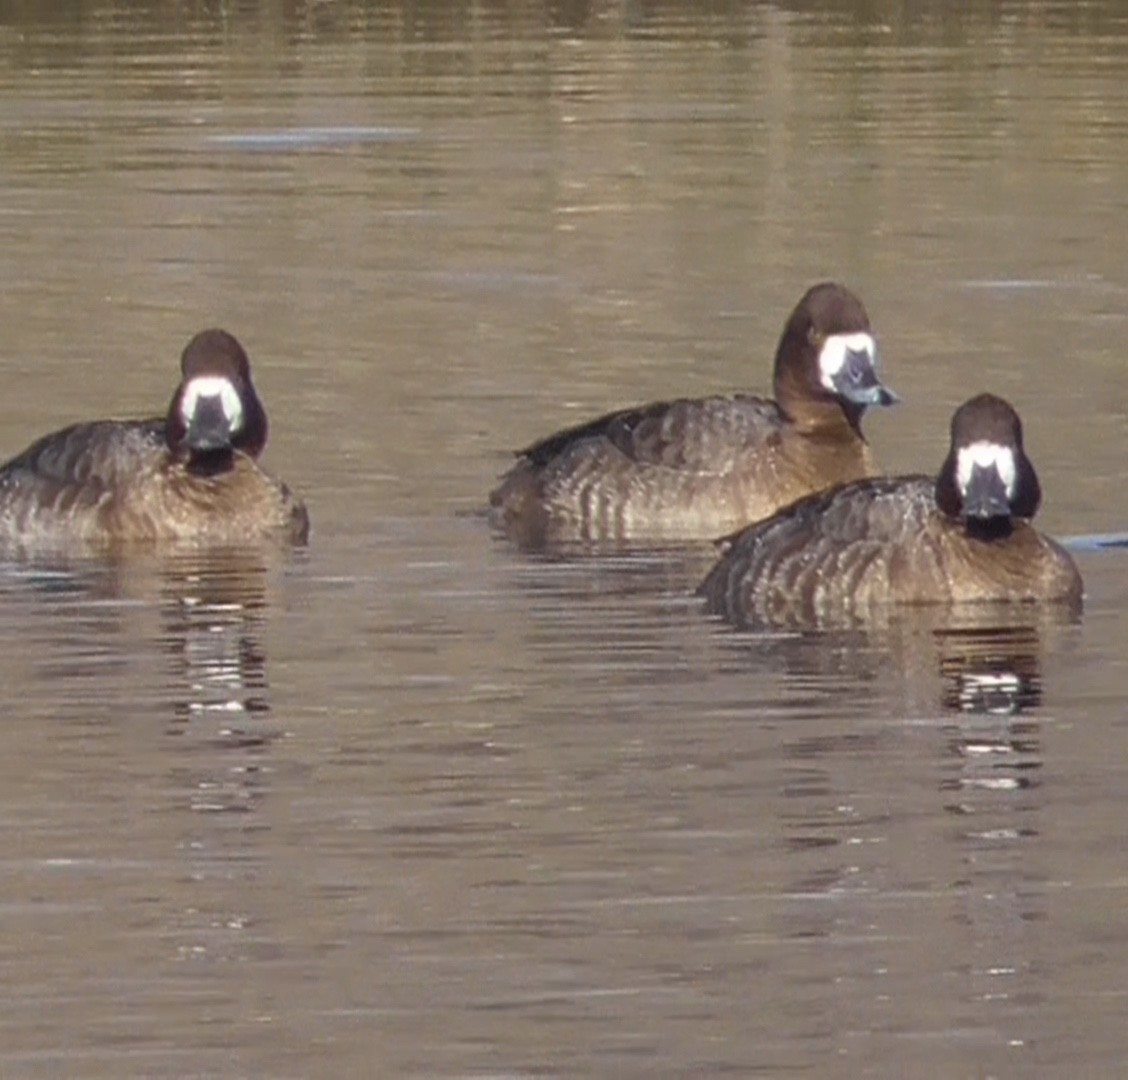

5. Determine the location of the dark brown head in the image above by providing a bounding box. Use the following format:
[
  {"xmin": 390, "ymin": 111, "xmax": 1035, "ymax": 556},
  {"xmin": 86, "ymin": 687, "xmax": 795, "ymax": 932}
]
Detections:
[
  {"xmin": 934, "ymin": 393, "xmax": 1041, "ymax": 531},
  {"xmin": 772, "ymin": 282, "xmax": 899, "ymax": 432},
  {"xmin": 165, "ymin": 329, "xmax": 268, "ymax": 464}
]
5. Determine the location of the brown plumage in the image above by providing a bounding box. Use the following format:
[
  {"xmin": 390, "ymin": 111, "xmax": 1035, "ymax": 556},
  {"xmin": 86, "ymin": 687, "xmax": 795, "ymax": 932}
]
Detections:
[
  {"xmin": 490, "ymin": 282, "xmax": 898, "ymax": 548},
  {"xmin": 699, "ymin": 394, "xmax": 1082, "ymax": 629},
  {"xmin": 0, "ymin": 330, "xmax": 308, "ymax": 552}
]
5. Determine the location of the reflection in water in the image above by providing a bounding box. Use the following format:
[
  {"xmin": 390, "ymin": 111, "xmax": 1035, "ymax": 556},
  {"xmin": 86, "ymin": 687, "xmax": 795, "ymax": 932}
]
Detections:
[
  {"xmin": 0, "ymin": 546, "xmax": 286, "ymax": 813},
  {"xmin": 933, "ymin": 617, "xmax": 1051, "ymax": 839},
  {"xmin": 1, "ymin": 0, "xmax": 1124, "ymax": 46},
  {"xmin": 0, "ymin": 545, "xmax": 296, "ymax": 1022},
  {"xmin": 937, "ymin": 622, "xmax": 1044, "ymax": 717},
  {"xmin": 759, "ymin": 610, "xmax": 1066, "ymax": 1056},
  {"xmin": 157, "ymin": 549, "xmax": 280, "ymax": 814},
  {"xmin": 2, "ymin": 0, "xmax": 1126, "ymax": 1072},
  {"xmin": 937, "ymin": 621, "xmax": 1051, "ymax": 1043},
  {"xmin": 0, "ymin": 559, "xmax": 133, "ymax": 675},
  {"xmin": 709, "ymin": 602, "xmax": 1077, "ymax": 720},
  {"xmin": 161, "ymin": 551, "xmax": 271, "ymax": 725},
  {"xmin": 501, "ymin": 541, "xmax": 716, "ymax": 605}
]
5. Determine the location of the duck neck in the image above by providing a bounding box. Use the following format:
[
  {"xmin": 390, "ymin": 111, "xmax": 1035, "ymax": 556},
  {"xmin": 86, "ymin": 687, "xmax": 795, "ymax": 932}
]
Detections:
[
  {"xmin": 964, "ymin": 515, "xmax": 1017, "ymax": 542},
  {"xmin": 777, "ymin": 387, "xmax": 865, "ymax": 440}
]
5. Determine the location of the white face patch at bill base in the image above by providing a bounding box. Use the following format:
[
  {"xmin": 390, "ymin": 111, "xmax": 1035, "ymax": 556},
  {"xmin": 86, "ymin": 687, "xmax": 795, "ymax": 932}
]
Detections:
[
  {"xmin": 180, "ymin": 376, "xmax": 244, "ymax": 432},
  {"xmin": 818, "ymin": 332, "xmax": 878, "ymax": 390},
  {"xmin": 956, "ymin": 441, "xmax": 1017, "ymax": 497}
]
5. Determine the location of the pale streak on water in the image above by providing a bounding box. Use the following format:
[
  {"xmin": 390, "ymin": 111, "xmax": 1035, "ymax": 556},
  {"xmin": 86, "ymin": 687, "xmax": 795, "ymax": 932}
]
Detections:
[{"xmin": 0, "ymin": 2, "xmax": 1127, "ymax": 1076}]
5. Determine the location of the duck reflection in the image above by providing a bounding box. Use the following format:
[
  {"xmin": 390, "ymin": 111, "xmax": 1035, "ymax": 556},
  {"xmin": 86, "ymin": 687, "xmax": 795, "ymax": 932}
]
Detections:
[
  {"xmin": 756, "ymin": 606, "xmax": 1075, "ymax": 1042},
  {"xmin": 709, "ymin": 599, "xmax": 1076, "ymax": 719},
  {"xmin": 933, "ymin": 616, "xmax": 1061, "ymax": 1034},
  {"xmin": 160, "ymin": 549, "xmax": 271, "ymax": 727},
  {"xmin": 0, "ymin": 544, "xmax": 293, "ymax": 823},
  {"xmin": 501, "ymin": 541, "xmax": 717, "ymax": 602},
  {"xmin": 156, "ymin": 548, "xmax": 283, "ymax": 813},
  {"xmin": 936, "ymin": 613, "xmax": 1053, "ymax": 717}
]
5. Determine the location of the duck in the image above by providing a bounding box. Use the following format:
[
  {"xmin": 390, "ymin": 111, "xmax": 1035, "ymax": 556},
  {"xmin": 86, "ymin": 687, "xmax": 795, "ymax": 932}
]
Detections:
[
  {"xmin": 489, "ymin": 281, "xmax": 898, "ymax": 548},
  {"xmin": 0, "ymin": 329, "xmax": 309, "ymax": 550},
  {"xmin": 699, "ymin": 393, "xmax": 1082, "ymax": 628}
]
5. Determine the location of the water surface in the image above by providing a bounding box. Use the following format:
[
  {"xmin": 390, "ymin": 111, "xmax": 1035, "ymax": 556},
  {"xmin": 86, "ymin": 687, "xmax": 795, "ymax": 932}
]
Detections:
[{"xmin": 1, "ymin": 1, "xmax": 1127, "ymax": 1076}]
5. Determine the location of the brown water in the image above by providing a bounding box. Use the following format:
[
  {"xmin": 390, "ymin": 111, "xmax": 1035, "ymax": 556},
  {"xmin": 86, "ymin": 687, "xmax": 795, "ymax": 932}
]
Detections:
[{"xmin": 2, "ymin": 1, "xmax": 1128, "ymax": 1076}]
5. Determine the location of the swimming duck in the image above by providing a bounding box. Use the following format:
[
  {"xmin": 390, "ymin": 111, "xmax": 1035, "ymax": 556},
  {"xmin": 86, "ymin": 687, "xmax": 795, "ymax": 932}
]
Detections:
[{"xmin": 490, "ymin": 281, "xmax": 898, "ymax": 547}]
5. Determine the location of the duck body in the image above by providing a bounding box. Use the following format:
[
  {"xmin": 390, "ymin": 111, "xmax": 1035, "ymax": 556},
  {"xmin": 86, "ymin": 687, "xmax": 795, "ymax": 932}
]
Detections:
[
  {"xmin": 493, "ymin": 393, "xmax": 881, "ymax": 547},
  {"xmin": 490, "ymin": 282, "xmax": 898, "ymax": 548},
  {"xmin": 700, "ymin": 393, "xmax": 1082, "ymax": 628},
  {"xmin": 0, "ymin": 330, "xmax": 308, "ymax": 553}
]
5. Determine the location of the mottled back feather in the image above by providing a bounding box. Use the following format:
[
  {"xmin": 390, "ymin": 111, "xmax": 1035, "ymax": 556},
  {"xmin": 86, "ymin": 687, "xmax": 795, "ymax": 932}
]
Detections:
[
  {"xmin": 517, "ymin": 395, "xmax": 786, "ymax": 474},
  {"xmin": 3, "ymin": 419, "xmax": 166, "ymax": 488},
  {"xmin": 699, "ymin": 476, "xmax": 1081, "ymax": 629}
]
